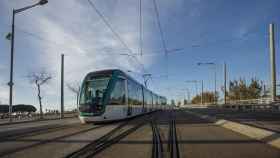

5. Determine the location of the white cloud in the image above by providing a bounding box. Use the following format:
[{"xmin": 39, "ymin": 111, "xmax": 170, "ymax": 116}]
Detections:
[
  {"xmin": 0, "ymin": 63, "xmax": 6, "ymax": 70},
  {"xmin": 0, "ymin": 0, "xmax": 160, "ymax": 107},
  {"xmin": 0, "ymin": 79, "xmax": 8, "ymax": 104},
  {"xmin": 22, "ymin": 0, "xmax": 156, "ymax": 106}
]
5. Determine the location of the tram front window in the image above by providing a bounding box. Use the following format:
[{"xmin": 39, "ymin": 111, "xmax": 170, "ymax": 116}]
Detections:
[{"xmin": 79, "ymin": 77, "xmax": 110, "ymax": 113}]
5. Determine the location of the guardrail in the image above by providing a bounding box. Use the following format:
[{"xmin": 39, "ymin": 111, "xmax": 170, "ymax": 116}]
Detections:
[
  {"xmin": 183, "ymin": 98, "xmax": 280, "ymax": 111},
  {"xmin": 215, "ymin": 98, "xmax": 280, "ymax": 111},
  {"xmin": 226, "ymin": 98, "xmax": 273, "ymax": 105}
]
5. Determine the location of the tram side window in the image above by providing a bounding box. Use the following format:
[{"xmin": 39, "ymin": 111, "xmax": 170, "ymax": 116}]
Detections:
[
  {"xmin": 161, "ymin": 98, "xmax": 164, "ymax": 105},
  {"xmin": 155, "ymin": 95, "xmax": 158, "ymax": 105},
  {"xmin": 144, "ymin": 89, "xmax": 153, "ymax": 106},
  {"xmin": 128, "ymin": 81, "xmax": 134, "ymax": 105},
  {"xmin": 128, "ymin": 81, "xmax": 142, "ymax": 105},
  {"xmin": 152, "ymin": 94, "xmax": 155, "ymax": 105},
  {"xmin": 143, "ymin": 89, "xmax": 147, "ymax": 105},
  {"xmin": 136, "ymin": 85, "xmax": 143, "ymax": 105},
  {"xmin": 149, "ymin": 92, "xmax": 153, "ymax": 106},
  {"xmin": 163, "ymin": 98, "xmax": 167, "ymax": 105},
  {"xmin": 144, "ymin": 89, "xmax": 149, "ymax": 105},
  {"xmin": 109, "ymin": 79, "xmax": 125, "ymax": 105}
]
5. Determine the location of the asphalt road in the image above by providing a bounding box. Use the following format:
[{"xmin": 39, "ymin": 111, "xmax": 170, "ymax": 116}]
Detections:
[
  {"xmin": 187, "ymin": 107, "xmax": 280, "ymax": 132},
  {"xmin": 0, "ymin": 110, "xmax": 279, "ymax": 158},
  {"xmin": 77, "ymin": 110, "xmax": 280, "ymax": 158},
  {"xmin": 175, "ymin": 109, "xmax": 279, "ymax": 158}
]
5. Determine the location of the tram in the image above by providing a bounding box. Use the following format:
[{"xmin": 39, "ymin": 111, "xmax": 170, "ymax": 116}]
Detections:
[{"xmin": 78, "ymin": 69, "xmax": 167, "ymax": 123}]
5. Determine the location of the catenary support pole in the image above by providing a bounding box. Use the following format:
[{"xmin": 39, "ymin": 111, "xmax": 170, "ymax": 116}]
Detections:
[
  {"xmin": 60, "ymin": 54, "xmax": 64, "ymax": 119},
  {"xmin": 201, "ymin": 80, "xmax": 204, "ymax": 105},
  {"xmin": 8, "ymin": 10, "xmax": 15, "ymax": 122},
  {"xmin": 224, "ymin": 62, "xmax": 227, "ymax": 105},
  {"xmin": 214, "ymin": 67, "xmax": 217, "ymax": 104},
  {"xmin": 269, "ymin": 23, "xmax": 276, "ymax": 102}
]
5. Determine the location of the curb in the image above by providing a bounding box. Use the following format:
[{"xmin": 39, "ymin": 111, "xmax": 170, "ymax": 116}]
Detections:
[{"xmin": 185, "ymin": 110, "xmax": 280, "ymax": 150}]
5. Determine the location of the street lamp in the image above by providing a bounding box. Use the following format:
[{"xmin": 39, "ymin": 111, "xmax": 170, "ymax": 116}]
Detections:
[
  {"xmin": 186, "ymin": 80, "xmax": 203, "ymax": 105},
  {"xmin": 180, "ymin": 88, "xmax": 190, "ymax": 105},
  {"xmin": 197, "ymin": 62, "xmax": 217, "ymax": 104},
  {"xmin": 39, "ymin": 0, "xmax": 48, "ymax": 5},
  {"xmin": 6, "ymin": 0, "xmax": 48, "ymax": 122},
  {"xmin": 185, "ymin": 80, "xmax": 199, "ymax": 95}
]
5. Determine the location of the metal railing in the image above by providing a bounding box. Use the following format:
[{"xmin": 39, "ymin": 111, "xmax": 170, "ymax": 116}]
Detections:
[
  {"xmin": 226, "ymin": 98, "xmax": 273, "ymax": 105},
  {"xmin": 0, "ymin": 112, "xmax": 77, "ymax": 125}
]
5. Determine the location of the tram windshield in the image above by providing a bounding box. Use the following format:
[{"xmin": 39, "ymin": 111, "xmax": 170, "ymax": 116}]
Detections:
[{"xmin": 80, "ymin": 77, "xmax": 110, "ymax": 106}]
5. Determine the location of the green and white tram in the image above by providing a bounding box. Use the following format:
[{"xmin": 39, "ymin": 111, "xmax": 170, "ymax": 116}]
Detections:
[{"xmin": 79, "ymin": 69, "xmax": 167, "ymax": 123}]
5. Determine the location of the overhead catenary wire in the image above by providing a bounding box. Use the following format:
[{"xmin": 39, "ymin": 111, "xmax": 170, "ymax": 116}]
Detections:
[
  {"xmin": 2, "ymin": 22, "xmax": 181, "ymax": 58},
  {"xmin": 2, "ymin": 22, "xmax": 142, "ymax": 72},
  {"xmin": 152, "ymin": 0, "xmax": 168, "ymax": 54},
  {"xmin": 1, "ymin": 23, "xmax": 134, "ymax": 57},
  {"xmin": 2, "ymin": 26, "xmax": 128, "ymax": 74},
  {"xmin": 87, "ymin": 0, "xmax": 147, "ymax": 73},
  {"xmin": 151, "ymin": 0, "xmax": 172, "ymax": 97},
  {"xmin": 87, "ymin": 0, "xmax": 131, "ymax": 53},
  {"xmin": 1, "ymin": 22, "xmax": 265, "ymax": 58}
]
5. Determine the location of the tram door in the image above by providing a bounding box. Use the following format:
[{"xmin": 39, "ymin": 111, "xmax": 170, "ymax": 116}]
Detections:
[
  {"xmin": 125, "ymin": 79, "xmax": 132, "ymax": 116},
  {"xmin": 141, "ymin": 86, "xmax": 145, "ymax": 113}
]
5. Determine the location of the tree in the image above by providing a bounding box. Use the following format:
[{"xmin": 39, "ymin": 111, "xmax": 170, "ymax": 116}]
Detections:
[
  {"xmin": 228, "ymin": 78, "xmax": 262, "ymax": 101},
  {"xmin": 13, "ymin": 104, "xmax": 36, "ymax": 113},
  {"xmin": 239, "ymin": 79, "xmax": 248, "ymax": 100},
  {"xmin": 177, "ymin": 101, "xmax": 181, "ymax": 107},
  {"xmin": 27, "ymin": 71, "xmax": 52, "ymax": 119},
  {"xmin": 191, "ymin": 95, "xmax": 201, "ymax": 104},
  {"xmin": 66, "ymin": 82, "xmax": 81, "ymax": 110},
  {"xmin": 1, "ymin": 104, "xmax": 36, "ymax": 114},
  {"xmin": 229, "ymin": 80, "xmax": 239, "ymax": 100},
  {"xmin": 183, "ymin": 99, "xmax": 188, "ymax": 105},
  {"xmin": 248, "ymin": 78, "xmax": 262, "ymax": 99},
  {"xmin": 191, "ymin": 91, "xmax": 217, "ymax": 104}
]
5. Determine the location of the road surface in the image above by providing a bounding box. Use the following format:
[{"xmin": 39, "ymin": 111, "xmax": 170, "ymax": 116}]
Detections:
[{"xmin": 0, "ymin": 109, "xmax": 278, "ymax": 158}]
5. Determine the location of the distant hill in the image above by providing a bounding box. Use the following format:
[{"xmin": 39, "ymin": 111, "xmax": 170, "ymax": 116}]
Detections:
[{"xmin": 0, "ymin": 104, "xmax": 37, "ymax": 113}]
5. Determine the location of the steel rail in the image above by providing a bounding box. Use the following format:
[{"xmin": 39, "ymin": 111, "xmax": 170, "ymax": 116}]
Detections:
[
  {"xmin": 151, "ymin": 120, "xmax": 163, "ymax": 158},
  {"xmin": 0, "ymin": 124, "xmax": 78, "ymax": 141},
  {"xmin": 66, "ymin": 116, "xmax": 151, "ymax": 158},
  {"xmin": 168, "ymin": 111, "xmax": 180, "ymax": 158}
]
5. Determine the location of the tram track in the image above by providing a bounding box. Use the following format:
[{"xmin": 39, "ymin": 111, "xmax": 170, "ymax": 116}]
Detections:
[
  {"xmin": 167, "ymin": 111, "xmax": 180, "ymax": 158},
  {"xmin": 65, "ymin": 114, "xmax": 152, "ymax": 158},
  {"xmin": 151, "ymin": 119, "xmax": 163, "ymax": 158},
  {"xmin": 168, "ymin": 119, "xmax": 180, "ymax": 158},
  {"xmin": 0, "ymin": 124, "xmax": 108, "ymax": 157},
  {"xmin": 153, "ymin": 109, "xmax": 180, "ymax": 158},
  {"xmin": 0, "ymin": 123, "xmax": 80, "ymax": 141}
]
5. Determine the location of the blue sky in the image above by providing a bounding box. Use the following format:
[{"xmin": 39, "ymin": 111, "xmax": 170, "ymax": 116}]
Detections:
[{"xmin": 0, "ymin": 0, "xmax": 279, "ymax": 110}]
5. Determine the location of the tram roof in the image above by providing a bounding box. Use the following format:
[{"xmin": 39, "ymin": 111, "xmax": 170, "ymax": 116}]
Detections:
[{"xmin": 85, "ymin": 69, "xmax": 166, "ymax": 99}]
